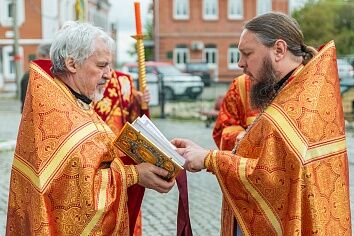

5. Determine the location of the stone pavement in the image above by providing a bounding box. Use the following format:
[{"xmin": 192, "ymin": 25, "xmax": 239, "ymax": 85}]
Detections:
[{"xmin": 1, "ymin": 98, "xmax": 354, "ymax": 235}]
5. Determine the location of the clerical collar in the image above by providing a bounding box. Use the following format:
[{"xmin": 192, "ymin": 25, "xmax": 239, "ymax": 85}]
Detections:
[
  {"xmin": 274, "ymin": 69, "xmax": 296, "ymax": 92},
  {"xmin": 66, "ymin": 86, "xmax": 92, "ymax": 105}
]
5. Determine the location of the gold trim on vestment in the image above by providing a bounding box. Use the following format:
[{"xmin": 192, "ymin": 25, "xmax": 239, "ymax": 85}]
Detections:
[
  {"xmin": 30, "ymin": 61, "xmax": 95, "ymax": 113},
  {"xmin": 222, "ymin": 125, "xmax": 245, "ymax": 135},
  {"xmin": 81, "ymin": 169, "xmax": 109, "ymax": 235},
  {"xmin": 30, "ymin": 62, "xmax": 57, "ymax": 86},
  {"xmin": 238, "ymin": 158, "xmax": 283, "ymax": 236},
  {"xmin": 13, "ymin": 122, "xmax": 110, "ymax": 191},
  {"xmin": 212, "ymin": 150, "xmax": 251, "ymax": 236},
  {"xmin": 112, "ymin": 158, "xmax": 129, "ymax": 234},
  {"xmin": 265, "ymin": 105, "xmax": 347, "ymax": 163},
  {"xmin": 246, "ymin": 116, "xmax": 256, "ymax": 126}
]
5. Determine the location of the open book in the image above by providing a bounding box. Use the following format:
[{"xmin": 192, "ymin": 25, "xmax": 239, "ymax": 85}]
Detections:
[{"xmin": 114, "ymin": 115, "xmax": 185, "ymax": 179}]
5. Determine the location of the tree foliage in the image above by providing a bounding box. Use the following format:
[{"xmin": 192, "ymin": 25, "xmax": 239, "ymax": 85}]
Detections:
[{"xmin": 292, "ymin": 0, "xmax": 354, "ymax": 55}]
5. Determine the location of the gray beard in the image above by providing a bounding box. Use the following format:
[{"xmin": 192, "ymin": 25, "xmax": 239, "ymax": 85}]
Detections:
[{"xmin": 250, "ymin": 56, "xmax": 278, "ymax": 110}]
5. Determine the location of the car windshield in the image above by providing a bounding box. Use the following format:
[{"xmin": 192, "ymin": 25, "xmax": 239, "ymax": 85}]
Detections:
[
  {"xmin": 156, "ymin": 65, "xmax": 183, "ymax": 75},
  {"xmin": 337, "ymin": 59, "xmax": 350, "ymax": 66},
  {"xmin": 187, "ymin": 63, "xmax": 208, "ymax": 71}
]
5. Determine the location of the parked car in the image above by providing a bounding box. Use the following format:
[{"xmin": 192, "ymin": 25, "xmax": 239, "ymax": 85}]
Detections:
[
  {"xmin": 185, "ymin": 62, "xmax": 212, "ymax": 86},
  {"xmin": 122, "ymin": 62, "xmax": 204, "ymax": 100},
  {"xmin": 337, "ymin": 58, "xmax": 354, "ymax": 80}
]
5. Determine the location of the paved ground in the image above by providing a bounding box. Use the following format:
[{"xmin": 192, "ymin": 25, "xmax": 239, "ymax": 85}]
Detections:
[{"xmin": 1, "ymin": 97, "xmax": 354, "ymax": 235}]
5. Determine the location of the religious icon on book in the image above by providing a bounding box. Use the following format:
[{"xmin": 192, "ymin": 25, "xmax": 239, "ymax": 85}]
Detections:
[{"xmin": 114, "ymin": 115, "xmax": 184, "ymax": 180}]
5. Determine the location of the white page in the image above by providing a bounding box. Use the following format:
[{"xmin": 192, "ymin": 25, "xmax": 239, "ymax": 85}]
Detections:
[
  {"xmin": 139, "ymin": 115, "xmax": 178, "ymax": 151},
  {"xmin": 132, "ymin": 122, "xmax": 185, "ymax": 166},
  {"xmin": 132, "ymin": 116, "xmax": 185, "ymax": 166}
]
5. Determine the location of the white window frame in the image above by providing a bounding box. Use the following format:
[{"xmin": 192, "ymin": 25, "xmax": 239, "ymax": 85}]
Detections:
[
  {"xmin": 2, "ymin": 45, "xmax": 23, "ymax": 81},
  {"xmin": 0, "ymin": 48, "xmax": 3, "ymax": 88},
  {"xmin": 257, "ymin": 0, "xmax": 272, "ymax": 15},
  {"xmin": 203, "ymin": 0, "xmax": 218, "ymax": 20},
  {"xmin": 203, "ymin": 48, "xmax": 218, "ymax": 67},
  {"xmin": 173, "ymin": 47, "xmax": 190, "ymax": 70},
  {"xmin": 228, "ymin": 47, "xmax": 240, "ymax": 69},
  {"xmin": 0, "ymin": 0, "xmax": 25, "ymax": 27},
  {"xmin": 173, "ymin": 0, "xmax": 189, "ymax": 20},
  {"xmin": 59, "ymin": 0, "xmax": 76, "ymax": 23},
  {"xmin": 228, "ymin": 0, "xmax": 243, "ymax": 20},
  {"xmin": 89, "ymin": 8, "xmax": 109, "ymax": 31}
]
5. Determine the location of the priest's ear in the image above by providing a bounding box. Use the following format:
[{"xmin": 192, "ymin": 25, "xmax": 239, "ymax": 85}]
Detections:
[
  {"xmin": 273, "ymin": 39, "xmax": 287, "ymax": 62},
  {"xmin": 65, "ymin": 57, "xmax": 77, "ymax": 73}
]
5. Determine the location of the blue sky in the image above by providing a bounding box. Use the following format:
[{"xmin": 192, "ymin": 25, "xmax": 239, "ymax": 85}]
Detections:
[{"xmin": 110, "ymin": 0, "xmax": 152, "ymax": 64}]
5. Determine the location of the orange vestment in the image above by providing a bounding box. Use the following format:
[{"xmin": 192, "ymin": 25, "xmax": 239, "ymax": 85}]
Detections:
[
  {"xmin": 6, "ymin": 60, "xmax": 138, "ymax": 235},
  {"xmin": 206, "ymin": 41, "xmax": 352, "ymax": 235},
  {"xmin": 94, "ymin": 71, "xmax": 146, "ymax": 236},
  {"xmin": 213, "ymin": 74, "xmax": 259, "ymax": 235},
  {"xmin": 213, "ymin": 74, "xmax": 259, "ymax": 150}
]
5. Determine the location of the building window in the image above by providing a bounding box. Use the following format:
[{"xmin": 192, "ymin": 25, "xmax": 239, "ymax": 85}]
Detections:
[
  {"xmin": 257, "ymin": 0, "xmax": 272, "ymax": 15},
  {"xmin": 203, "ymin": 45, "xmax": 217, "ymax": 66},
  {"xmin": 173, "ymin": 0, "xmax": 189, "ymax": 20},
  {"xmin": 203, "ymin": 0, "xmax": 218, "ymax": 20},
  {"xmin": 88, "ymin": 8, "xmax": 109, "ymax": 31},
  {"xmin": 2, "ymin": 46, "xmax": 22, "ymax": 81},
  {"xmin": 59, "ymin": 0, "xmax": 76, "ymax": 23},
  {"xmin": 174, "ymin": 45, "xmax": 189, "ymax": 70},
  {"xmin": 228, "ymin": 0, "xmax": 243, "ymax": 20},
  {"xmin": 7, "ymin": 2, "xmax": 13, "ymax": 18},
  {"xmin": 0, "ymin": 0, "xmax": 25, "ymax": 26},
  {"xmin": 228, "ymin": 45, "xmax": 240, "ymax": 69}
]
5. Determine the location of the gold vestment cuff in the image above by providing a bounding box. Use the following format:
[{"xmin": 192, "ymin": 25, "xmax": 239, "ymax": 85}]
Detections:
[{"xmin": 125, "ymin": 165, "xmax": 140, "ymax": 187}]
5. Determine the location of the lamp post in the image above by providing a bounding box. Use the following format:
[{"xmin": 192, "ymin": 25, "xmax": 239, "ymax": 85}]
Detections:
[{"xmin": 12, "ymin": 0, "xmax": 22, "ymax": 98}]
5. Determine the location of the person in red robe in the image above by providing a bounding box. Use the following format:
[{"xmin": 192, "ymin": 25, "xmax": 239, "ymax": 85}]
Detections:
[
  {"xmin": 172, "ymin": 13, "xmax": 351, "ymax": 235},
  {"xmin": 94, "ymin": 70, "xmax": 149, "ymax": 236},
  {"xmin": 213, "ymin": 74, "xmax": 259, "ymax": 151},
  {"xmin": 6, "ymin": 21, "xmax": 174, "ymax": 236}
]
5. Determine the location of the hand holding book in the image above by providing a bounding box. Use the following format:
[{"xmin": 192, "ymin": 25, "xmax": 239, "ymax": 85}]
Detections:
[
  {"xmin": 171, "ymin": 138, "xmax": 209, "ymax": 172},
  {"xmin": 135, "ymin": 162, "xmax": 175, "ymax": 193},
  {"xmin": 114, "ymin": 115, "xmax": 185, "ymax": 180}
]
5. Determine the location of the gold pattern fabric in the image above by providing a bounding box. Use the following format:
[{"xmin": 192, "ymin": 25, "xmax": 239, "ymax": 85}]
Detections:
[
  {"xmin": 213, "ymin": 75, "xmax": 259, "ymax": 234},
  {"xmin": 208, "ymin": 42, "xmax": 352, "ymax": 235},
  {"xmin": 6, "ymin": 61, "xmax": 134, "ymax": 235},
  {"xmin": 94, "ymin": 71, "xmax": 142, "ymax": 134},
  {"xmin": 94, "ymin": 70, "xmax": 145, "ymax": 236}
]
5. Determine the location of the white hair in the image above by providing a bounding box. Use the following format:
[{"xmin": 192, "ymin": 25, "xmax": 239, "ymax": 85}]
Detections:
[{"xmin": 50, "ymin": 21, "xmax": 115, "ymax": 77}]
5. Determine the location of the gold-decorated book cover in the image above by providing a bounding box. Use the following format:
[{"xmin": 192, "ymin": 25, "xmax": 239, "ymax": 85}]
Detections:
[{"xmin": 114, "ymin": 115, "xmax": 184, "ymax": 180}]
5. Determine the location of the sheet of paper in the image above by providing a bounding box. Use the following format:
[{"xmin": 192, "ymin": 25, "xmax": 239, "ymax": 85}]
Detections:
[{"xmin": 132, "ymin": 115, "xmax": 185, "ymax": 166}]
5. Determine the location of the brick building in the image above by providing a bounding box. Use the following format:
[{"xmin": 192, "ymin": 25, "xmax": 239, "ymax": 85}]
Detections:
[
  {"xmin": 153, "ymin": 0, "xmax": 292, "ymax": 83},
  {"xmin": 0, "ymin": 0, "xmax": 112, "ymax": 93}
]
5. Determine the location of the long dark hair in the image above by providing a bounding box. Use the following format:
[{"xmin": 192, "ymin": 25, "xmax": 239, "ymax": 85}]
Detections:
[{"xmin": 245, "ymin": 12, "xmax": 317, "ymax": 65}]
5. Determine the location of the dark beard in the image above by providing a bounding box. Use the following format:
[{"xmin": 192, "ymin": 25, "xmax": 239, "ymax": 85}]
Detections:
[{"xmin": 250, "ymin": 56, "xmax": 278, "ymax": 110}]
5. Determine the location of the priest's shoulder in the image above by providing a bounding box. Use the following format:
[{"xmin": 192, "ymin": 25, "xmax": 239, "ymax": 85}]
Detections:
[{"xmin": 31, "ymin": 59, "xmax": 53, "ymax": 78}]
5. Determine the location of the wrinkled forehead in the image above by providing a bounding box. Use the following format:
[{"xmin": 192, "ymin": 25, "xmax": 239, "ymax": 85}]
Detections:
[{"xmin": 238, "ymin": 29, "xmax": 262, "ymax": 50}]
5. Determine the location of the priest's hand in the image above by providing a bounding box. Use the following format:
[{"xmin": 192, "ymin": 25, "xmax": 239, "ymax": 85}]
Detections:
[
  {"xmin": 136, "ymin": 163, "xmax": 175, "ymax": 193},
  {"xmin": 135, "ymin": 89, "xmax": 151, "ymax": 105},
  {"xmin": 171, "ymin": 138, "xmax": 209, "ymax": 172}
]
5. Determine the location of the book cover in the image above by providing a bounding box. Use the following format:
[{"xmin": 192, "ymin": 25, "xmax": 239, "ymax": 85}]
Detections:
[{"xmin": 114, "ymin": 116, "xmax": 184, "ymax": 180}]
